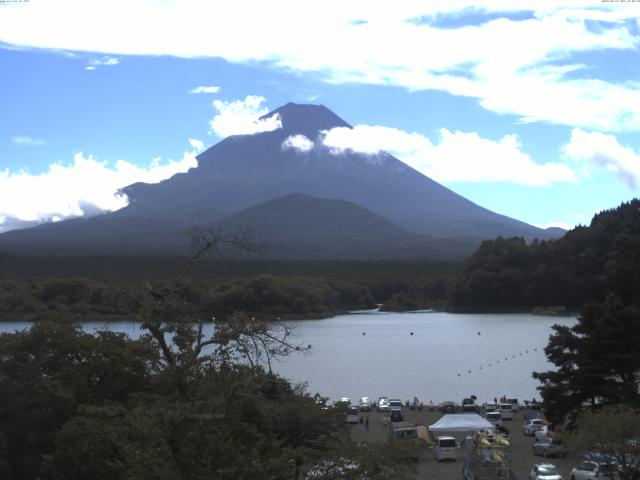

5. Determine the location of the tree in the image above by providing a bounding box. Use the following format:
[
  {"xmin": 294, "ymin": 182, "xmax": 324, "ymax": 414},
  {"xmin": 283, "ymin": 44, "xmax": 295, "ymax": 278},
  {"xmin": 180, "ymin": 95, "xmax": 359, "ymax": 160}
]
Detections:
[
  {"xmin": 0, "ymin": 226, "xmax": 409, "ymax": 480},
  {"xmin": 533, "ymin": 296, "xmax": 640, "ymax": 426},
  {"xmin": 568, "ymin": 406, "xmax": 640, "ymax": 480}
]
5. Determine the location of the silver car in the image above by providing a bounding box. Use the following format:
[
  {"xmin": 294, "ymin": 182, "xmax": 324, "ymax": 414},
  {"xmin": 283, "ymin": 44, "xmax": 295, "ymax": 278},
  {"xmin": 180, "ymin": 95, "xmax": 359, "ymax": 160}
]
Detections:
[
  {"xmin": 529, "ymin": 463, "xmax": 563, "ymax": 480},
  {"xmin": 570, "ymin": 460, "xmax": 618, "ymax": 480},
  {"xmin": 524, "ymin": 418, "xmax": 546, "ymax": 436},
  {"xmin": 377, "ymin": 397, "xmax": 390, "ymax": 411},
  {"xmin": 533, "ymin": 437, "xmax": 568, "ymax": 458}
]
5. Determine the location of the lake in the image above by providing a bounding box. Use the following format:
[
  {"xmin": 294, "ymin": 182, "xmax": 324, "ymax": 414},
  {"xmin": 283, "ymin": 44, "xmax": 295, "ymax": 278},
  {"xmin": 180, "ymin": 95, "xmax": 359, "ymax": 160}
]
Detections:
[{"xmin": 0, "ymin": 310, "xmax": 575, "ymax": 405}]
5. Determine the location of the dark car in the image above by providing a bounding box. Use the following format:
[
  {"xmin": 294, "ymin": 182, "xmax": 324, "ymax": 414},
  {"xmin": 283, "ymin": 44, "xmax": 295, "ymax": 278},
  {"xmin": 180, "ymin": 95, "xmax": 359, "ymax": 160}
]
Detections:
[
  {"xmin": 441, "ymin": 402, "xmax": 456, "ymax": 413},
  {"xmin": 390, "ymin": 407, "xmax": 403, "ymax": 422}
]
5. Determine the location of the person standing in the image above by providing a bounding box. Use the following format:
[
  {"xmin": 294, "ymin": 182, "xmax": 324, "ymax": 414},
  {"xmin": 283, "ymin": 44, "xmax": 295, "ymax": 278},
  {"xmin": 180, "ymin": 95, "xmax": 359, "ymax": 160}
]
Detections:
[{"xmin": 365, "ymin": 416, "xmax": 370, "ymax": 432}]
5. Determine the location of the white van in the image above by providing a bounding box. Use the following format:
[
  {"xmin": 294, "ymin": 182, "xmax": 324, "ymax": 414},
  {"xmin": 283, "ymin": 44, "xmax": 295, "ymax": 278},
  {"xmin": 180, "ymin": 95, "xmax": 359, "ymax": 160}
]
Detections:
[
  {"xmin": 507, "ymin": 398, "xmax": 519, "ymax": 412},
  {"xmin": 434, "ymin": 436, "xmax": 458, "ymax": 461},
  {"xmin": 485, "ymin": 411, "xmax": 503, "ymax": 427},
  {"xmin": 499, "ymin": 403, "xmax": 514, "ymax": 420}
]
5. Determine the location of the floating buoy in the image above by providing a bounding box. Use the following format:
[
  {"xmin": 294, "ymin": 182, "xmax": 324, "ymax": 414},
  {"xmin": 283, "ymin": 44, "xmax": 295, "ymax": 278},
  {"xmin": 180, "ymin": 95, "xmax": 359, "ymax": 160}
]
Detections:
[
  {"xmin": 410, "ymin": 332, "xmax": 414, "ymax": 336},
  {"xmin": 457, "ymin": 373, "xmax": 461, "ymax": 376},
  {"xmin": 468, "ymin": 370, "xmax": 471, "ymax": 373},
  {"xmin": 478, "ymin": 332, "xmax": 481, "ymax": 335},
  {"xmin": 362, "ymin": 332, "xmax": 366, "ymax": 335}
]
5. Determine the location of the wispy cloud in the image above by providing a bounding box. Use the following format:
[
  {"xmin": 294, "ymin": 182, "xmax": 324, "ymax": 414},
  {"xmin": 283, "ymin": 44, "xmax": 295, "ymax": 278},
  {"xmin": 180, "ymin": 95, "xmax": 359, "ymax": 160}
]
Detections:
[
  {"xmin": 562, "ymin": 128, "xmax": 640, "ymax": 189},
  {"xmin": 321, "ymin": 124, "xmax": 576, "ymax": 186},
  {"xmin": 1, "ymin": 2, "xmax": 638, "ymax": 131},
  {"xmin": 12, "ymin": 135, "xmax": 46, "ymax": 146},
  {"xmin": 85, "ymin": 56, "xmax": 119, "ymax": 70},
  {"xmin": 0, "ymin": 142, "xmax": 198, "ymax": 233},
  {"xmin": 188, "ymin": 85, "xmax": 220, "ymax": 94},
  {"xmin": 209, "ymin": 95, "xmax": 281, "ymax": 138},
  {"xmin": 188, "ymin": 138, "xmax": 205, "ymax": 151},
  {"xmin": 281, "ymin": 134, "xmax": 313, "ymax": 153}
]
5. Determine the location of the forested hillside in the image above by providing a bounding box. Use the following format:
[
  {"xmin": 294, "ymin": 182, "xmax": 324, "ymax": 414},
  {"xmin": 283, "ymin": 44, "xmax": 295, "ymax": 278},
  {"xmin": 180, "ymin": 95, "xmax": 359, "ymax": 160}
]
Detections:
[
  {"xmin": 0, "ymin": 275, "xmax": 375, "ymax": 321},
  {"xmin": 449, "ymin": 199, "xmax": 640, "ymax": 311}
]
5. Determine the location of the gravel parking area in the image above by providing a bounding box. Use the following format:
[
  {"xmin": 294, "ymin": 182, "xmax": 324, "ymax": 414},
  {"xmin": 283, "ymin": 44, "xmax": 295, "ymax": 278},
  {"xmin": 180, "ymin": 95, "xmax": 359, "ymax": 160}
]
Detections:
[{"xmin": 349, "ymin": 409, "xmax": 580, "ymax": 479}]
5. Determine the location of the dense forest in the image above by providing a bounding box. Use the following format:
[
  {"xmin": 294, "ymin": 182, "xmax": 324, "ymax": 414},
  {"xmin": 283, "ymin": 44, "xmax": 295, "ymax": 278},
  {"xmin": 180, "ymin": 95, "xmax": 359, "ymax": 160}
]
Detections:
[
  {"xmin": 448, "ymin": 200, "xmax": 640, "ymax": 311},
  {"xmin": 0, "ymin": 255, "xmax": 459, "ymax": 321},
  {"xmin": 2, "ymin": 200, "xmax": 640, "ymax": 318}
]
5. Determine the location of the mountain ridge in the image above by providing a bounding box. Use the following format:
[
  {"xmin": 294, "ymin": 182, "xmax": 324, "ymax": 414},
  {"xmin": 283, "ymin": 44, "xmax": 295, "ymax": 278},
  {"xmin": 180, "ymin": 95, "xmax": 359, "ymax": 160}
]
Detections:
[{"xmin": 0, "ymin": 102, "xmax": 563, "ymax": 258}]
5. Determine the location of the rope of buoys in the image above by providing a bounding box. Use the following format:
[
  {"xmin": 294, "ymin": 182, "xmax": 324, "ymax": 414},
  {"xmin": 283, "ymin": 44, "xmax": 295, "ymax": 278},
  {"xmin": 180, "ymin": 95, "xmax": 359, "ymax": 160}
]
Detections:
[{"xmin": 454, "ymin": 345, "xmax": 547, "ymax": 376}]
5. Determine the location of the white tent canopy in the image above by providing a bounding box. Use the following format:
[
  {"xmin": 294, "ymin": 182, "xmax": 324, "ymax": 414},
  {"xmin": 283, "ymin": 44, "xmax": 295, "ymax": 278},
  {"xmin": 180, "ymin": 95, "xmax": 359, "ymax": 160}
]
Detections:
[{"xmin": 428, "ymin": 414, "xmax": 494, "ymax": 441}]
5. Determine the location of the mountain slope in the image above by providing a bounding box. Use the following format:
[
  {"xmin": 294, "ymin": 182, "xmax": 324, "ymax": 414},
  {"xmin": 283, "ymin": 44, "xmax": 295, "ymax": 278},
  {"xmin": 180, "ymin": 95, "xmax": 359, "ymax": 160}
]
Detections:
[
  {"xmin": 215, "ymin": 193, "xmax": 477, "ymax": 259},
  {"xmin": 0, "ymin": 102, "xmax": 561, "ymax": 257},
  {"xmin": 120, "ymin": 103, "xmax": 556, "ymax": 240}
]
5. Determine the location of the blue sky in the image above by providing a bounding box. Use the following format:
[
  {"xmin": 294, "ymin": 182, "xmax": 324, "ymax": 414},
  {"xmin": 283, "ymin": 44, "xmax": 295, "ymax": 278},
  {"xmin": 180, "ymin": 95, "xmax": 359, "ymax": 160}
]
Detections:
[{"xmin": 1, "ymin": 0, "xmax": 640, "ymax": 233}]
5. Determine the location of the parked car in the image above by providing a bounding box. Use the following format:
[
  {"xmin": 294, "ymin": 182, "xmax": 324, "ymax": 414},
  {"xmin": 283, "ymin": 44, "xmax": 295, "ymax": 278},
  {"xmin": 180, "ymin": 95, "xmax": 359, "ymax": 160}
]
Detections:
[
  {"xmin": 358, "ymin": 397, "xmax": 372, "ymax": 412},
  {"xmin": 486, "ymin": 411, "xmax": 503, "ymax": 427},
  {"xmin": 524, "ymin": 408, "xmax": 543, "ymax": 421},
  {"xmin": 440, "ymin": 401, "xmax": 456, "ymax": 413},
  {"xmin": 533, "ymin": 437, "xmax": 568, "ymax": 458},
  {"xmin": 499, "ymin": 403, "xmax": 514, "ymax": 420},
  {"xmin": 346, "ymin": 406, "xmax": 359, "ymax": 424},
  {"xmin": 583, "ymin": 450, "xmax": 618, "ymax": 465},
  {"xmin": 529, "ymin": 463, "xmax": 563, "ymax": 480},
  {"xmin": 484, "ymin": 403, "xmax": 498, "ymax": 413},
  {"xmin": 570, "ymin": 460, "xmax": 618, "ymax": 480},
  {"xmin": 507, "ymin": 398, "xmax": 519, "ymax": 412},
  {"xmin": 461, "ymin": 397, "xmax": 477, "ymax": 412},
  {"xmin": 535, "ymin": 426, "xmax": 550, "ymax": 441},
  {"xmin": 524, "ymin": 419, "xmax": 546, "ymax": 436},
  {"xmin": 377, "ymin": 397, "xmax": 390, "ymax": 411},
  {"xmin": 390, "ymin": 407, "xmax": 403, "ymax": 422},
  {"xmin": 389, "ymin": 399, "xmax": 403, "ymax": 410},
  {"xmin": 434, "ymin": 435, "xmax": 458, "ymax": 461}
]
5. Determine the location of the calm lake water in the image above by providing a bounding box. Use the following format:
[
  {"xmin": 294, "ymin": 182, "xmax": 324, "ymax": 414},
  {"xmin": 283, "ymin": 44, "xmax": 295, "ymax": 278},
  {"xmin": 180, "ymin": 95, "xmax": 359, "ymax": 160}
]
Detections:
[{"xmin": 0, "ymin": 310, "xmax": 575, "ymax": 405}]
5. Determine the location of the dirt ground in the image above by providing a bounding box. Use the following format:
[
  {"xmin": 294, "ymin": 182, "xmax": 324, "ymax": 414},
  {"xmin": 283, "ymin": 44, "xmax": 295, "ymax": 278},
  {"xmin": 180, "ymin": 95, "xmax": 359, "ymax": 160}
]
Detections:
[{"xmin": 349, "ymin": 409, "xmax": 580, "ymax": 480}]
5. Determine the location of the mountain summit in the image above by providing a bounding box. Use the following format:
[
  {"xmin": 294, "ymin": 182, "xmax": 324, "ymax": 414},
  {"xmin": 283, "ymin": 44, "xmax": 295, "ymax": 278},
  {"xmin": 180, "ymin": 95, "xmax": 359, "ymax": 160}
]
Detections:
[
  {"xmin": 263, "ymin": 102, "xmax": 351, "ymax": 137},
  {"xmin": 0, "ymin": 103, "xmax": 560, "ymax": 257}
]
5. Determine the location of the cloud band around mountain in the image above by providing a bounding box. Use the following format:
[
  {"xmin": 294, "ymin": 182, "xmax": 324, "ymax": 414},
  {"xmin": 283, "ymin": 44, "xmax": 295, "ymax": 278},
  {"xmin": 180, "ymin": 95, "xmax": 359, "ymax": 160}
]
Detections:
[
  {"xmin": 0, "ymin": 144, "xmax": 200, "ymax": 234},
  {"xmin": 319, "ymin": 124, "xmax": 576, "ymax": 186}
]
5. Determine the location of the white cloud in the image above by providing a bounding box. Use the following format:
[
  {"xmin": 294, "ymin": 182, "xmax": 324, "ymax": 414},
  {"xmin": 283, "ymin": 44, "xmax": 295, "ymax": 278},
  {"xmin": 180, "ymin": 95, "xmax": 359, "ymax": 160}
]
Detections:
[
  {"xmin": 188, "ymin": 85, "xmax": 220, "ymax": 94},
  {"xmin": 188, "ymin": 138, "xmax": 205, "ymax": 151},
  {"xmin": 0, "ymin": 1, "xmax": 638, "ymax": 131},
  {"xmin": 322, "ymin": 125, "xmax": 430, "ymax": 156},
  {"xmin": 12, "ymin": 135, "xmax": 46, "ymax": 146},
  {"xmin": 281, "ymin": 134, "xmax": 313, "ymax": 153},
  {"xmin": 85, "ymin": 56, "xmax": 119, "ymax": 70},
  {"xmin": 209, "ymin": 95, "xmax": 282, "ymax": 138},
  {"xmin": 562, "ymin": 128, "xmax": 640, "ymax": 189},
  {"xmin": 321, "ymin": 124, "xmax": 576, "ymax": 186},
  {"xmin": 0, "ymin": 143, "xmax": 198, "ymax": 233}
]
